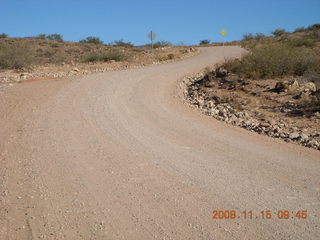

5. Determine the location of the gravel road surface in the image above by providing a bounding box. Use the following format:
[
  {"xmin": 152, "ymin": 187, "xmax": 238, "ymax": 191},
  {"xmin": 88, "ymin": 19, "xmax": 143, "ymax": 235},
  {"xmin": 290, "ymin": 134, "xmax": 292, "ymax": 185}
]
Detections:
[{"xmin": 1, "ymin": 47, "xmax": 319, "ymax": 239}]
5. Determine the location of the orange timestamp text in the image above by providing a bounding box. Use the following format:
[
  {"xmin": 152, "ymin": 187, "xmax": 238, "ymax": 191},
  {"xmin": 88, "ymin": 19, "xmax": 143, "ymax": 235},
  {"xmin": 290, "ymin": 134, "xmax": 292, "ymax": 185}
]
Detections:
[{"xmin": 212, "ymin": 210, "xmax": 308, "ymax": 220}]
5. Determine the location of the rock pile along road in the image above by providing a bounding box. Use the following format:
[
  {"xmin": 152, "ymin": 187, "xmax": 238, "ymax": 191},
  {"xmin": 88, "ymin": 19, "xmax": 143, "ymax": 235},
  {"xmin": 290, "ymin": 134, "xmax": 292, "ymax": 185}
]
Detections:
[{"xmin": 1, "ymin": 47, "xmax": 319, "ymax": 239}]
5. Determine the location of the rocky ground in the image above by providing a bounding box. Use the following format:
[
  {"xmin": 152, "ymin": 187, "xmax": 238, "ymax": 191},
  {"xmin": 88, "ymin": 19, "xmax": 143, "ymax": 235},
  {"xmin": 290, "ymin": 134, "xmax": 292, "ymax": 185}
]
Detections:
[
  {"xmin": 0, "ymin": 46, "xmax": 197, "ymax": 87},
  {"xmin": 182, "ymin": 67, "xmax": 320, "ymax": 151}
]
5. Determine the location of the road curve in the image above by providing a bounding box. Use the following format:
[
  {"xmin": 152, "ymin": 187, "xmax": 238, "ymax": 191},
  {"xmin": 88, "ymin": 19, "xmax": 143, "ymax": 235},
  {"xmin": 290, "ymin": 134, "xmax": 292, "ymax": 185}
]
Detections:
[{"xmin": 1, "ymin": 47, "xmax": 319, "ymax": 240}]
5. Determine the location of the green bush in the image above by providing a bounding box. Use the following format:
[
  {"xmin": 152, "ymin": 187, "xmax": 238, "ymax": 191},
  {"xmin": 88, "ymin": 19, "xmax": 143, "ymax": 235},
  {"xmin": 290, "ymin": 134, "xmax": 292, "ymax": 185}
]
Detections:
[
  {"xmin": 0, "ymin": 42, "xmax": 36, "ymax": 69},
  {"xmin": 271, "ymin": 29, "xmax": 287, "ymax": 36},
  {"xmin": 80, "ymin": 36, "xmax": 103, "ymax": 44},
  {"xmin": 225, "ymin": 43, "xmax": 320, "ymax": 79},
  {"xmin": 199, "ymin": 40, "xmax": 210, "ymax": 45},
  {"xmin": 46, "ymin": 33, "xmax": 63, "ymax": 42},
  {"xmin": 84, "ymin": 50, "xmax": 127, "ymax": 62},
  {"xmin": 35, "ymin": 33, "xmax": 63, "ymax": 41},
  {"xmin": 112, "ymin": 39, "xmax": 133, "ymax": 48},
  {"xmin": 36, "ymin": 34, "xmax": 47, "ymax": 40}
]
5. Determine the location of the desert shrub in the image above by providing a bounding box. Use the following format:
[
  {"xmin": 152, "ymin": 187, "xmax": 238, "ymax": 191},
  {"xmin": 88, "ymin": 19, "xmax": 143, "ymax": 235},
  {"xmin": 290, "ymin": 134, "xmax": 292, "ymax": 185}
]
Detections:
[
  {"xmin": 294, "ymin": 27, "xmax": 306, "ymax": 33},
  {"xmin": 254, "ymin": 33, "xmax": 266, "ymax": 40},
  {"xmin": 36, "ymin": 34, "xmax": 47, "ymax": 40},
  {"xmin": 240, "ymin": 38, "xmax": 261, "ymax": 50},
  {"xmin": 46, "ymin": 33, "xmax": 63, "ymax": 42},
  {"xmin": 200, "ymin": 40, "xmax": 210, "ymax": 45},
  {"xmin": 112, "ymin": 40, "xmax": 133, "ymax": 48},
  {"xmin": 307, "ymin": 24, "xmax": 320, "ymax": 31},
  {"xmin": 157, "ymin": 53, "xmax": 175, "ymax": 61},
  {"xmin": 80, "ymin": 36, "xmax": 103, "ymax": 44},
  {"xmin": 84, "ymin": 54, "xmax": 102, "ymax": 62},
  {"xmin": 35, "ymin": 33, "xmax": 64, "ymax": 41},
  {"xmin": 154, "ymin": 40, "xmax": 172, "ymax": 48},
  {"xmin": 0, "ymin": 33, "xmax": 8, "ymax": 39},
  {"xmin": 271, "ymin": 29, "xmax": 287, "ymax": 36},
  {"xmin": 146, "ymin": 40, "xmax": 173, "ymax": 48},
  {"xmin": 306, "ymin": 30, "xmax": 320, "ymax": 40},
  {"xmin": 84, "ymin": 50, "xmax": 127, "ymax": 62},
  {"xmin": 50, "ymin": 49, "xmax": 68, "ymax": 64},
  {"xmin": 225, "ymin": 43, "xmax": 320, "ymax": 79},
  {"xmin": 167, "ymin": 53, "xmax": 175, "ymax": 60},
  {"xmin": 242, "ymin": 33, "xmax": 254, "ymax": 41},
  {"xmin": 0, "ymin": 42, "xmax": 36, "ymax": 69},
  {"xmin": 285, "ymin": 38, "xmax": 315, "ymax": 48},
  {"xmin": 242, "ymin": 33, "xmax": 266, "ymax": 43}
]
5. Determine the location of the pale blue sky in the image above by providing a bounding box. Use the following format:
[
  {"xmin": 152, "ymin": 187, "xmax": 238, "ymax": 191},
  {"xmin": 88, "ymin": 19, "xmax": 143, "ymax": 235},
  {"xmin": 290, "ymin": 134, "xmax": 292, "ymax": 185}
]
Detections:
[{"xmin": 1, "ymin": 0, "xmax": 319, "ymax": 45}]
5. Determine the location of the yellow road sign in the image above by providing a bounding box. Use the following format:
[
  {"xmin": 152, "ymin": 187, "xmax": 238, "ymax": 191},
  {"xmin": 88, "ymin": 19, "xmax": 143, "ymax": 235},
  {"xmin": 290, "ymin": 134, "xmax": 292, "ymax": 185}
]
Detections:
[{"xmin": 220, "ymin": 30, "xmax": 227, "ymax": 36}]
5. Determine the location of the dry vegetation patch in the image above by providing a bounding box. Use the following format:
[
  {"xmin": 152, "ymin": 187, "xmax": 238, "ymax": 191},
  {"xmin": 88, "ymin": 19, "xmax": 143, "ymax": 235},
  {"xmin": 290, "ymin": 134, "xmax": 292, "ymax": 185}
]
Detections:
[{"xmin": 0, "ymin": 37, "xmax": 197, "ymax": 84}]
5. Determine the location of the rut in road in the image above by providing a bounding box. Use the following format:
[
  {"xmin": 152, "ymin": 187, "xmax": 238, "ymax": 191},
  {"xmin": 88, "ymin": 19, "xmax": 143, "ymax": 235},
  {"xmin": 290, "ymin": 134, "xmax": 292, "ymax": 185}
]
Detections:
[{"xmin": 0, "ymin": 47, "xmax": 319, "ymax": 240}]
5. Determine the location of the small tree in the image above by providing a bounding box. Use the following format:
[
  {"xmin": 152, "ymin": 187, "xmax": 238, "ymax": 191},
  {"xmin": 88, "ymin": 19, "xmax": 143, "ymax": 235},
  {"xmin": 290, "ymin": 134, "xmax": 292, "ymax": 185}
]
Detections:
[
  {"xmin": 80, "ymin": 36, "xmax": 103, "ymax": 44},
  {"xmin": 46, "ymin": 33, "xmax": 63, "ymax": 42},
  {"xmin": 199, "ymin": 39, "xmax": 210, "ymax": 45},
  {"xmin": 271, "ymin": 29, "xmax": 287, "ymax": 36}
]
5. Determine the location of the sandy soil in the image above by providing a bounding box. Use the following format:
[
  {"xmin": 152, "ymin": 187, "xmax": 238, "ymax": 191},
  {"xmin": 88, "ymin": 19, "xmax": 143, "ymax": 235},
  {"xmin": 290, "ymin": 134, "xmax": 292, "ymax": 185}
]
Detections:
[{"xmin": 0, "ymin": 47, "xmax": 319, "ymax": 239}]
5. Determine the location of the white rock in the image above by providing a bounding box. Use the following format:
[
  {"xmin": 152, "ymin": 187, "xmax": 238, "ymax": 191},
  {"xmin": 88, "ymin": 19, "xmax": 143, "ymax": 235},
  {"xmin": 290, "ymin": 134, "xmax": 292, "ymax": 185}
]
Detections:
[
  {"xmin": 302, "ymin": 82, "xmax": 317, "ymax": 92},
  {"xmin": 300, "ymin": 133, "xmax": 308, "ymax": 142},
  {"xmin": 289, "ymin": 132, "xmax": 300, "ymax": 140}
]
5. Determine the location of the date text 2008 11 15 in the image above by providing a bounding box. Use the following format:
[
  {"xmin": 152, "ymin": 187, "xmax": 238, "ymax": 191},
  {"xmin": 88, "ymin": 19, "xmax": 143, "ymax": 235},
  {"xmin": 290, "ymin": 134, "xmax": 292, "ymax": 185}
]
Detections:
[{"xmin": 212, "ymin": 210, "xmax": 308, "ymax": 220}]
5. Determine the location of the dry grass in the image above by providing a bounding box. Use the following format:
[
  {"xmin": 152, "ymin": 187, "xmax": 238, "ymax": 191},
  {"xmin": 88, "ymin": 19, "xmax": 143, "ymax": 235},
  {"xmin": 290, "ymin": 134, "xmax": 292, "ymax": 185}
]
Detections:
[
  {"xmin": 225, "ymin": 42, "xmax": 320, "ymax": 79},
  {"xmin": 0, "ymin": 38, "xmax": 119, "ymax": 69},
  {"xmin": 0, "ymin": 37, "xmax": 192, "ymax": 72},
  {"xmin": 0, "ymin": 41, "xmax": 36, "ymax": 70},
  {"xmin": 0, "ymin": 38, "xmax": 138, "ymax": 70},
  {"xmin": 84, "ymin": 50, "xmax": 128, "ymax": 62}
]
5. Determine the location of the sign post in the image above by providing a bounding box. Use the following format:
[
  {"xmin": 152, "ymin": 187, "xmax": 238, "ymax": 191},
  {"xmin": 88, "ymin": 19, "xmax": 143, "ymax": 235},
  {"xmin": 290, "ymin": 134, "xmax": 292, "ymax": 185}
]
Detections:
[{"xmin": 147, "ymin": 31, "xmax": 157, "ymax": 54}]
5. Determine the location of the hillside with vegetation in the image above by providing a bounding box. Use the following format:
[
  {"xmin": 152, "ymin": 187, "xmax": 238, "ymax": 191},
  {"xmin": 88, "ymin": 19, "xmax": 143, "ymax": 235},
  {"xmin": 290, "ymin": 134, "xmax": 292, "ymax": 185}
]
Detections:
[
  {"xmin": 230, "ymin": 24, "xmax": 320, "ymax": 78},
  {"xmin": 0, "ymin": 34, "xmax": 196, "ymax": 83},
  {"xmin": 185, "ymin": 24, "xmax": 320, "ymax": 150}
]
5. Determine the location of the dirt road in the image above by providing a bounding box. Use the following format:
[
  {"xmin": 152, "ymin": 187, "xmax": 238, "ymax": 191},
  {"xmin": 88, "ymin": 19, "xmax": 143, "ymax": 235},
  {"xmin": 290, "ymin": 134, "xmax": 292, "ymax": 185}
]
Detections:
[{"xmin": 1, "ymin": 47, "xmax": 319, "ymax": 239}]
